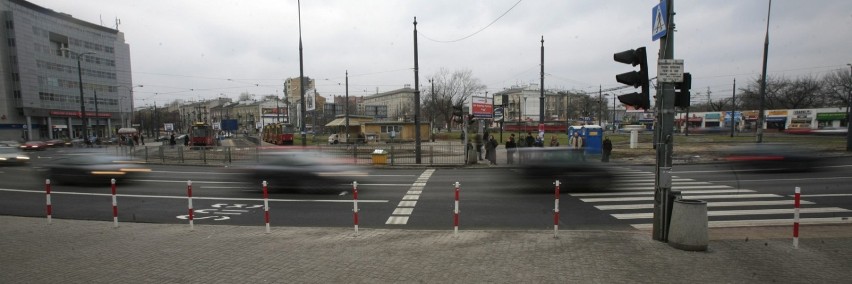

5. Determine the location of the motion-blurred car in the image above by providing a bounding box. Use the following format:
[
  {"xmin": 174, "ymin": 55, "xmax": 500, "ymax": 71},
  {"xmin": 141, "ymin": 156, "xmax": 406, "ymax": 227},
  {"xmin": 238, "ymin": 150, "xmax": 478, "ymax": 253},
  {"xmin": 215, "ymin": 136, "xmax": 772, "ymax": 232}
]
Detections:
[
  {"xmin": 0, "ymin": 140, "xmax": 21, "ymax": 147},
  {"xmin": 44, "ymin": 139, "xmax": 65, "ymax": 147},
  {"xmin": 229, "ymin": 151, "xmax": 367, "ymax": 192},
  {"xmin": 0, "ymin": 147, "xmax": 30, "ymax": 166},
  {"xmin": 44, "ymin": 155, "xmax": 151, "ymax": 185},
  {"xmin": 20, "ymin": 141, "xmax": 47, "ymax": 151},
  {"xmin": 514, "ymin": 148, "xmax": 614, "ymax": 192},
  {"xmin": 813, "ymin": 127, "xmax": 847, "ymax": 136},
  {"xmin": 722, "ymin": 143, "xmax": 820, "ymax": 171},
  {"xmin": 328, "ymin": 134, "xmax": 339, "ymax": 144}
]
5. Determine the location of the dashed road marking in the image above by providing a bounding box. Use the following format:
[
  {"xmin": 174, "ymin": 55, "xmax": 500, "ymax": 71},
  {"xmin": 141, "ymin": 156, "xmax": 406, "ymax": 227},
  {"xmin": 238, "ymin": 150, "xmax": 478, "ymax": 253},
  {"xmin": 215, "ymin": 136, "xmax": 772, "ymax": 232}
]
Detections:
[{"xmin": 385, "ymin": 169, "xmax": 435, "ymax": 225}]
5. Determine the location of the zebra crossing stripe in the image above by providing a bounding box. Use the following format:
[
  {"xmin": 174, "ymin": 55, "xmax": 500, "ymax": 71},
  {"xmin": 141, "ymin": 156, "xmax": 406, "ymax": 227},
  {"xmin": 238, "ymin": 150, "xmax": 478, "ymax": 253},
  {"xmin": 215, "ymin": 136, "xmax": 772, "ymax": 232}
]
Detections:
[
  {"xmin": 570, "ymin": 189, "xmax": 756, "ymax": 197},
  {"xmin": 612, "ymin": 207, "xmax": 850, "ymax": 220},
  {"xmin": 611, "ymin": 178, "xmax": 693, "ymax": 184},
  {"xmin": 610, "ymin": 185, "xmax": 732, "ymax": 191},
  {"xmin": 630, "ymin": 217, "xmax": 852, "ymax": 229},
  {"xmin": 580, "ymin": 193, "xmax": 780, "ymax": 203},
  {"xmin": 594, "ymin": 200, "xmax": 815, "ymax": 210}
]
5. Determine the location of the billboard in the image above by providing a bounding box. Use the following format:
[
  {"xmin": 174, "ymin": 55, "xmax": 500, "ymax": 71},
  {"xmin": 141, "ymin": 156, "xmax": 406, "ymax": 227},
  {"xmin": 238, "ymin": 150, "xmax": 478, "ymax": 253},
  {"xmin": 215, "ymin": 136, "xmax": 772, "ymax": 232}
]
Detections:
[{"xmin": 471, "ymin": 96, "xmax": 493, "ymax": 118}]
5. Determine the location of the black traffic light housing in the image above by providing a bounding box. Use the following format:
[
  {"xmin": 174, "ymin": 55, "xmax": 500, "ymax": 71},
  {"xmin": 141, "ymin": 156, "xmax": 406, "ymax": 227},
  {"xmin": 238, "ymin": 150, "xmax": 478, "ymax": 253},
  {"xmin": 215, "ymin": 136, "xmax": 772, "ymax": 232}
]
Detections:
[
  {"xmin": 674, "ymin": 72, "xmax": 692, "ymax": 108},
  {"xmin": 614, "ymin": 47, "xmax": 650, "ymax": 110},
  {"xmin": 452, "ymin": 105, "xmax": 464, "ymax": 124}
]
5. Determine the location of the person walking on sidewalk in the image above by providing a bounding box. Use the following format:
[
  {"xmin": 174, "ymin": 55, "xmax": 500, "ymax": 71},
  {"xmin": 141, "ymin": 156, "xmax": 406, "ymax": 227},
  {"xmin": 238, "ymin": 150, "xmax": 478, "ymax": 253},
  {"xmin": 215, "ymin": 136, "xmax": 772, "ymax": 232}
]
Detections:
[
  {"xmin": 569, "ymin": 131, "xmax": 585, "ymax": 161},
  {"xmin": 505, "ymin": 134, "xmax": 517, "ymax": 165},
  {"xmin": 485, "ymin": 135, "xmax": 498, "ymax": 165},
  {"xmin": 602, "ymin": 137, "xmax": 613, "ymax": 162}
]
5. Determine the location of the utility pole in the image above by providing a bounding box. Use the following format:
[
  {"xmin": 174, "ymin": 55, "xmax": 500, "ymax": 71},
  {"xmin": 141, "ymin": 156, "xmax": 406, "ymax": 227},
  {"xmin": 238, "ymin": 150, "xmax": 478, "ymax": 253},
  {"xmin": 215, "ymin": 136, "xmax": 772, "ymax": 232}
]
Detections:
[
  {"xmin": 94, "ymin": 89, "xmax": 99, "ymax": 139},
  {"xmin": 298, "ymin": 0, "xmax": 307, "ymax": 146},
  {"xmin": 413, "ymin": 17, "xmax": 422, "ymax": 164},
  {"xmin": 539, "ymin": 36, "xmax": 545, "ymax": 136},
  {"xmin": 757, "ymin": 0, "xmax": 772, "ymax": 143},
  {"xmin": 652, "ymin": 0, "xmax": 676, "ymax": 242},
  {"xmin": 731, "ymin": 79, "xmax": 736, "ymax": 137},
  {"xmin": 847, "ymin": 63, "xmax": 852, "ymax": 151},
  {"xmin": 598, "ymin": 85, "xmax": 603, "ymax": 125}
]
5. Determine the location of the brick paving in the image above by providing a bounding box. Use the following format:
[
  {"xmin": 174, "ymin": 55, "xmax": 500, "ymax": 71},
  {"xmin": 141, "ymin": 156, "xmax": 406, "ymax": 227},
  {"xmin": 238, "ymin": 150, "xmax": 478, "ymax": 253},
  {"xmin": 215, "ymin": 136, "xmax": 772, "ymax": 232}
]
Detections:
[{"xmin": 1, "ymin": 216, "xmax": 851, "ymax": 283}]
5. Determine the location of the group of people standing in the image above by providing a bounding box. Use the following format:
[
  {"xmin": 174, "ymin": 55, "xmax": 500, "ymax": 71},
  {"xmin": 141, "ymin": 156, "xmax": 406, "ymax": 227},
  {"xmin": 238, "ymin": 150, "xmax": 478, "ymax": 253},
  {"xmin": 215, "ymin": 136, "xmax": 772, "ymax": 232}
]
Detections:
[{"xmin": 499, "ymin": 131, "xmax": 614, "ymax": 164}]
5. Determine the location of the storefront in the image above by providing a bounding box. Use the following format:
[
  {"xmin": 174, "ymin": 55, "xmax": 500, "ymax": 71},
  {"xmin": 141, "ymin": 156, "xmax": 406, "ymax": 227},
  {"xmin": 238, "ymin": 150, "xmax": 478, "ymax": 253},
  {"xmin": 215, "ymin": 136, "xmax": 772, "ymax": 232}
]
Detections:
[
  {"xmin": 742, "ymin": 110, "xmax": 759, "ymax": 131},
  {"xmin": 789, "ymin": 110, "xmax": 814, "ymax": 129},
  {"xmin": 765, "ymin": 110, "xmax": 788, "ymax": 131},
  {"xmin": 816, "ymin": 112, "xmax": 848, "ymax": 128},
  {"xmin": 703, "ymin": 113, "xmax": 721, "ymax": 127}
]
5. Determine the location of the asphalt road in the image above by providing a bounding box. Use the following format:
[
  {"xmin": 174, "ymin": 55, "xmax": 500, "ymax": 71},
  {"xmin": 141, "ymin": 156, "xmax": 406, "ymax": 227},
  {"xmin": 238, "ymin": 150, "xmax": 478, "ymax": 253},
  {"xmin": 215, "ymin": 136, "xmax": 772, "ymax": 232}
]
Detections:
[{"xmin": 2, "ymin": 146, "xmax": 851, "ymax": 231}]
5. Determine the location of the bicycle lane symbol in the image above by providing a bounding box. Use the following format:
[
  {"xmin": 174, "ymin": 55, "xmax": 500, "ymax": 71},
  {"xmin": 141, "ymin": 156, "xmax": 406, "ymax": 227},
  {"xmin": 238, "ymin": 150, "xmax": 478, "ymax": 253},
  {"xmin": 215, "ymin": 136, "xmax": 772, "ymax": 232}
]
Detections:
[{"xmin": 176, "ymin": 203, "xmax": 264, "ymax": 222}]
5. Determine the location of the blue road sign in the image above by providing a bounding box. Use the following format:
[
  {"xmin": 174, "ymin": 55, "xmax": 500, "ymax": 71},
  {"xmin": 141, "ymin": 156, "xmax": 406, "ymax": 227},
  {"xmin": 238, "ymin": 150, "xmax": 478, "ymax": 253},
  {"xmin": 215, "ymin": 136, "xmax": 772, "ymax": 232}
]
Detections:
[{"xmin": 652, "ymin": 1, "xmax": 667, "ymax": 41}]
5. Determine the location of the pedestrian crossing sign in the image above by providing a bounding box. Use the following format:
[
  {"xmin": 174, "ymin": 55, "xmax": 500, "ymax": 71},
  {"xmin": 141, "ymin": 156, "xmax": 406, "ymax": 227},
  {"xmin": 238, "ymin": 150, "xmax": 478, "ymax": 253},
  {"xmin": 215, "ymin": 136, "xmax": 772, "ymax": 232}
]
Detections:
[{"xmin": 652, "ymin": 1, "xmax": 667, "ymax": 41}]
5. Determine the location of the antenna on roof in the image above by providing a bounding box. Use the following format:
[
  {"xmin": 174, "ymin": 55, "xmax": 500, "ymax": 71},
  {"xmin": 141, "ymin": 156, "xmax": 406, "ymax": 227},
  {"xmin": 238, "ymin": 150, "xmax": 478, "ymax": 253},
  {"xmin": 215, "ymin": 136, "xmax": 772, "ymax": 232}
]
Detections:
[{"xmin": 115, "ymin": 18, "xmax": 121, "ymax": 30}]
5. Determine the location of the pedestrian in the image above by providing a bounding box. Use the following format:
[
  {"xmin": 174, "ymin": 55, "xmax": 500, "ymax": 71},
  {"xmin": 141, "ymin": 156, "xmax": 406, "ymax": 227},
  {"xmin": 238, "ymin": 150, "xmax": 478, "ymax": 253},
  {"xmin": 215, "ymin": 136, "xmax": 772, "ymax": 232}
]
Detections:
[
  {"xmin": 474, "ymin": 133, "xmax": 483, "ymax": 161},
  {"xmin": 524, "ymin": 132, "xmax": 535, "ymax": 148},
  {"xmin": 505, "ymin": 134, "xmax": 517, "ymax": 165},
  {"xmin": 169, "ymin": 133, "xmax": 176, "ymax": 147},
  {"xmin": 549, "ymin": 135, "xmax": 560, "ymax": 147},
  {"xmin": 602, "ymin": 137, "xmax": 613, "ymax": 162},
  {"xmin": 485, "ymin": 135, "xmax": 498, "ymax": 165},
  {"xmin": 184, "ymin": 134, "xmax": 190, "ymax": 146},
  {"xmin": 140, "ymin": 135, "xmax": 145, "ymax": 145},
  {"xmin": 569, "ymin": 131, "xmax": 585, "ymax": 161},
  {"xmin": 133, "ymin": 135, "xmax": 139, "ymax": 146}
]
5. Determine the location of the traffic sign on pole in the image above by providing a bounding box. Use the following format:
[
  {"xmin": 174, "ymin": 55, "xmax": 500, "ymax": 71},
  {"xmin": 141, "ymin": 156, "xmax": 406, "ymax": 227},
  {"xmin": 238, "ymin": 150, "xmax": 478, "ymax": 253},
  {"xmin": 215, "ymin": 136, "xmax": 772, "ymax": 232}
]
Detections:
[
  {"xmin": 657, "ymin": 59, "xmax": 684, "ymax": 83},
  {"xmin": 652, "ymin": 1, "xmax": 667, "ymax": 41}
]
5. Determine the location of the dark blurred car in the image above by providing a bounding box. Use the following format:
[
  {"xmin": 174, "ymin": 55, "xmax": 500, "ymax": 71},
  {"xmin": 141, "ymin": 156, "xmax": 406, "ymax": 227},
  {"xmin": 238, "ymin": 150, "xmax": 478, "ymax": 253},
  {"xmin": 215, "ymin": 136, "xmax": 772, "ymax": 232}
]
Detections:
[
  {"xmin": 20, "ymin": 141, "xmax": 47, "ymax": 151},
  {"xmin": 44, "ymin": 155, "xmax": 151, "ymax": 185},
  {"xmin": 514, "ymin": 148, "xmax": 614, "ymax": 192},
  {"xmin": 722, "ymin": 143, "xmax": 820, "ymax": 171},
  {"xmin": 0, "ymin": 147, "xmax": 30, "ymax": 166},
  {"xmin": 229, "ymin": 151, "xmax": 367, "ymax": 192}
]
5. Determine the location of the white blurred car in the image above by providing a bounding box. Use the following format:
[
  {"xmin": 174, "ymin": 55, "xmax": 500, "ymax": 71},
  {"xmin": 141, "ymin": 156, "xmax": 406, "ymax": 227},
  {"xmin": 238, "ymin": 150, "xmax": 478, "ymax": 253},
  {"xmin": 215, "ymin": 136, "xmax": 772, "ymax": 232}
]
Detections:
[{"xmin": 0, "ymin": 147, "xmax": 30, "ymax": 166}]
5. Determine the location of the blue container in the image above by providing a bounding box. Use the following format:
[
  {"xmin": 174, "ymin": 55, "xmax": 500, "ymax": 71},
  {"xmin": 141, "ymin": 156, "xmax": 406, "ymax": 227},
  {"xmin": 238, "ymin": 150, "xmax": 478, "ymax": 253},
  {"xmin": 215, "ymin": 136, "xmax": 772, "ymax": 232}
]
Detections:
[{"xmin": 567, "ymin": 125, "xmax": 603, "ymax": 155}]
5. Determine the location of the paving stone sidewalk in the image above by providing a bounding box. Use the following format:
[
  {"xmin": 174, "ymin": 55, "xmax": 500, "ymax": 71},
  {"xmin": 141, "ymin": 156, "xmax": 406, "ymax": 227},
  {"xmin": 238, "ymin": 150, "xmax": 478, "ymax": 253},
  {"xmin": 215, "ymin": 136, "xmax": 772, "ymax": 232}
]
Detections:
[{"xmin": 2, "ymin": 216, "xmax": 851, "ymax": 283}]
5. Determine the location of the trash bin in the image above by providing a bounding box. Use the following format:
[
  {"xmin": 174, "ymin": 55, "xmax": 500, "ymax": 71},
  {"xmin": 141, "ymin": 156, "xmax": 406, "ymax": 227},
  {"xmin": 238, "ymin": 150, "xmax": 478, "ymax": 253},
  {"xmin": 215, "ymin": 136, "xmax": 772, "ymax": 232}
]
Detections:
[
  {"xmin": 371, "ymin": 149, "xmax": 388, "ymax": 165},
  {"xmin": 668, "ymin": 199, "xmax": 708, "ymax": 251}
]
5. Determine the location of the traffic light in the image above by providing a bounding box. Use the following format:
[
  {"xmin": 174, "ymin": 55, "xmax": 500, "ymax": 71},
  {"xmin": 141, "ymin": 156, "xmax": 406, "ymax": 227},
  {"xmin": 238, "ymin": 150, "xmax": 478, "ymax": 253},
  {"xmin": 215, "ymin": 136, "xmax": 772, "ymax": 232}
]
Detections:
[
  {"xmin": 452, "ymin": 105, "xmax": 464, "ymax": 124},
  {"xmin": 674, "ymin": 72, "xmax": 692, "ymax": 108},
  {"xmin": 614, "ymin": 47, "xmax": 650, "ymax": 110}
]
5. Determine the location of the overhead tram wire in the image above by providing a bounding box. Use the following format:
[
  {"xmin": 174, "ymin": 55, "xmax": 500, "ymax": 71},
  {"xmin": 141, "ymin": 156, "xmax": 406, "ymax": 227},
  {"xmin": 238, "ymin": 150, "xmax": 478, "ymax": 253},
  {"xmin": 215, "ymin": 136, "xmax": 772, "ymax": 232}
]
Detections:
[{"xmin": 417, "ymin": 0, "xmax": 523, "ymax": 43}]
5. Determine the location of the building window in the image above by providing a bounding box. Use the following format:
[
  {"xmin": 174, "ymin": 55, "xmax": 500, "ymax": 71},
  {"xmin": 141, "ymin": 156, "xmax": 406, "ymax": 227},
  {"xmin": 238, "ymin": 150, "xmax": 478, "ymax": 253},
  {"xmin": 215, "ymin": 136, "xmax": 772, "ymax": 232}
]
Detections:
[
  {"xmin": 380, "ymin": 125, "xmax": 401, "ymax": 133},
  {"xmin": 5, "ymin": 20, "xmax": 13, "ymax": 29},
  {"xmin": 7, "ymin": 38, "xmax": 15, "ymax": 47}
]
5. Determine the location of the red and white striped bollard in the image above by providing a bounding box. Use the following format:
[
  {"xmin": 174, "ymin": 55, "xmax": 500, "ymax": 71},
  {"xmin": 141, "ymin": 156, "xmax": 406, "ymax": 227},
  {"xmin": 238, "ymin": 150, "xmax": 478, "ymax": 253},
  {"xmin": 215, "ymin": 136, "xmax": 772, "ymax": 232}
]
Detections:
[
  {"xmin": 263, "ymin": 181, "xmax": 270, "ymax": 234},
  {"xmin": 554, "ymin": 180, "xmax": 561, "ymax": 238},
  {"xmin": 187, "ymin": 180, "xmax": 194, "ymax": 231},
  {"xmin": 353, "ymin": 181, "xmax": 359, "ymax": 235},
  {"xmin": 111, "ymin": 178, "xmax": 118, "ymax": 228},
  {"xmin": 454, "ymin": 182, "xmax": 460, "ymax": 236},
  {"xmin": 793, "ymin": 186, "xmax": 801, "ymax": 249},
  {"xmin": 45, "ymin": 179, "xmax": 52, "ymax": 224}
]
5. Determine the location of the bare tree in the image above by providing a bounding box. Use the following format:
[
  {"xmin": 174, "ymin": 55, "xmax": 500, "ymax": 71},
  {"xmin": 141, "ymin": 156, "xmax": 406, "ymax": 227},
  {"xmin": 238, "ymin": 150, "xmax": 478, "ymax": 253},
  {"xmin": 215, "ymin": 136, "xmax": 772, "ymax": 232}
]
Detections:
[
  {"xmin": 738, "ymin": 75, "xmax": 822, "ymax": 110},
  {"xmin": 822, "ymin": 69, "xmax": 852, "ymax": 108},
  {"xmin": 427, "ymin": 68, "xmax": 486, "ymax": 131},
  {"xmin": 238, "ymin": 92, "xmax": 255, "ymax": 102}
]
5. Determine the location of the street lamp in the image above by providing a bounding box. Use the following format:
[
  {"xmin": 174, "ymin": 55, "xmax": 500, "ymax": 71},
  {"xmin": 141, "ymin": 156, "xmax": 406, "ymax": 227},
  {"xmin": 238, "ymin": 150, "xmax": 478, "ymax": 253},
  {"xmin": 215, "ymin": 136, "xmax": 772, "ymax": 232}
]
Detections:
[
  {"xmin": 846, "ymin": 63, "xmax": 851, "ymax": 151},
  {"xmin": 75, "ymin": 51, "xmax": 96, "ymax": 140}
]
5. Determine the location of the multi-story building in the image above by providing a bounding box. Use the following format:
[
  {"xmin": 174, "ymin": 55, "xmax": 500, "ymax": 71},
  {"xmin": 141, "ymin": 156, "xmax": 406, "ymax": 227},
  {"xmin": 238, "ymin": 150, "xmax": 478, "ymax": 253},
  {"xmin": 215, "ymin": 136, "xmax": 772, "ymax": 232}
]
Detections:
[
  {"xmin": 362, "ymin": 86, "xmax": 416, "ymax": 121},
  {"xmin": 1, "ymin": 0, "xmax": 133, "ymax": 141}
]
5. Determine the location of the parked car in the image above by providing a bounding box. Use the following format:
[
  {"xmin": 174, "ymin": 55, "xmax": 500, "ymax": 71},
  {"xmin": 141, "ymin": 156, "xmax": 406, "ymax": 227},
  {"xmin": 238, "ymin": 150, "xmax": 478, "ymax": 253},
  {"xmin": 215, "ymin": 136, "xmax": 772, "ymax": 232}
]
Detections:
[
  {"xmin": 0, "ymin": 147, "xmax": 30, "ymax": 166},
  {"xmin": 228, "ymin": 151, "xmax": 367, "ymax": 192},
  {"xmin": 44, "ymin": 155, "xmax": 151, "ymax": 185},
  {"xmin": 328, "ymin": 134, "xmax": 339, "ymax": 144},
  {"xmin": 20, "ymin": 141, "xmax": 47, "ymax": 151}
]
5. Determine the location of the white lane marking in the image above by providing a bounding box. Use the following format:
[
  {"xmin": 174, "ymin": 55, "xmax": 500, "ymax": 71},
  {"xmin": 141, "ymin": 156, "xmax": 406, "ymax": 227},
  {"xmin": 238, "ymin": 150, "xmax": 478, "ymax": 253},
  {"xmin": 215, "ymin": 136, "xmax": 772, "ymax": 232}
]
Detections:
[
  {"xmin": 392, "ymin": 208, "xmax": 414, "ymax": 215},
  {"xmin": 709, "ymin": 176, "xmax": 852, "ymax": 184},
  {"xmin": 613, "ymin": 207, "xmax": 850, "ymax": 220},
  {"xmin": 611, "ymin": 181, "xmax": 714, "ymax": 186},
  {"xmin": 0, "ymin": 188, "xmax": 388, "ymax": 203},
  {"xmin": 580, "ymin": 194, "xmax": 781, "ymax": 203},
  {"xmin": 353, "ymin": 184, "xmax": 412, "ymax": 186},
  {"xmin": 130, "ymin": 179, "xmax": 246, "ymax": 184},
  {"xmin": 795, "ymin": 194, "xmax": 852, "ymax": 197},
  {"xmin": 402, "ymin": 195, "xmax": 420, "ymax": 201},
  {"xmin": 570, "ymin": 189, "xmax": 756, "ymax": 197},
  {"xmin": 385, "ymin": 169, "xmax": 435, "ymax": 225},
  {"xmin": 631, "ymin": 217, "xmax": 852, "ymax": 229},
  {"xmin": 386, "ymin": 216, "xmax": 409, "ymax": 225},
  {"xmin": 608, "ymin": 185, "xmax": 732, "ymax": 191},
  {"xmin": 595, "ymin": 200, "xmax": 815, "ymax": 210}
]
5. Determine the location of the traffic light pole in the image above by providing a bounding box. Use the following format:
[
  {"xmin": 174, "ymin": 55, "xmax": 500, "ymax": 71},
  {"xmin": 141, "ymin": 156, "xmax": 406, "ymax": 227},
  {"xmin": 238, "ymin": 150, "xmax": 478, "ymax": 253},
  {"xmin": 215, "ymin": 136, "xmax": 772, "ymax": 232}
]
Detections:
[{"xmin": 653, "ymin": 0, "xmax": 676, "ymax": 242}]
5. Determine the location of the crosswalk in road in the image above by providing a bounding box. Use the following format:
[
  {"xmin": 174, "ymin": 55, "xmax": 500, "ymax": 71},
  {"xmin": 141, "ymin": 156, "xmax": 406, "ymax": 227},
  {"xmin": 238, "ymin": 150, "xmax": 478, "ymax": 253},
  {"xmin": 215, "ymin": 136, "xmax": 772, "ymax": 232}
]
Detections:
[{"xmin": 572, "ymin": 168, "xmax": 852, "ymax": 229}]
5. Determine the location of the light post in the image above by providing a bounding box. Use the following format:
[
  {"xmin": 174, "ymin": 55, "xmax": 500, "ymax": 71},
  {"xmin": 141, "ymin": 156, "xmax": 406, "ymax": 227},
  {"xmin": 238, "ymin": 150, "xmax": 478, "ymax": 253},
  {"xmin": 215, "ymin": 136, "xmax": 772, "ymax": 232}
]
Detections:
[
  {"xmin": 75, "ymin": 51, "xmax": 96, "ymax": 140},
  {"xmin": 846, "ymin": 63, "xmax": 852, "ymax": 151}
]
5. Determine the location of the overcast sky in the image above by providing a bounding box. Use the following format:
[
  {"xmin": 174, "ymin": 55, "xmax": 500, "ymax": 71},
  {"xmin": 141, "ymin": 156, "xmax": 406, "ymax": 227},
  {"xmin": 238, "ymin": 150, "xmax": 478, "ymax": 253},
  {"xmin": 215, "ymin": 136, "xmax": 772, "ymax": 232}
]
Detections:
[{"xmin": 30, "ymin": 0, "xmax": 852, "ymax": 107}]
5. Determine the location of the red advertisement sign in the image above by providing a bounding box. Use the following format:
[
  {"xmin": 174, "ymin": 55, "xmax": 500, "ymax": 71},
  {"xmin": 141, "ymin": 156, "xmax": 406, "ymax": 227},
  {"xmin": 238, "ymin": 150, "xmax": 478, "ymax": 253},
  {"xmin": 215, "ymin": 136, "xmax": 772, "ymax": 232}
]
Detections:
[{"xmin": 470, "ymin": 96, "xmax": 493, "ymax": 118}]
